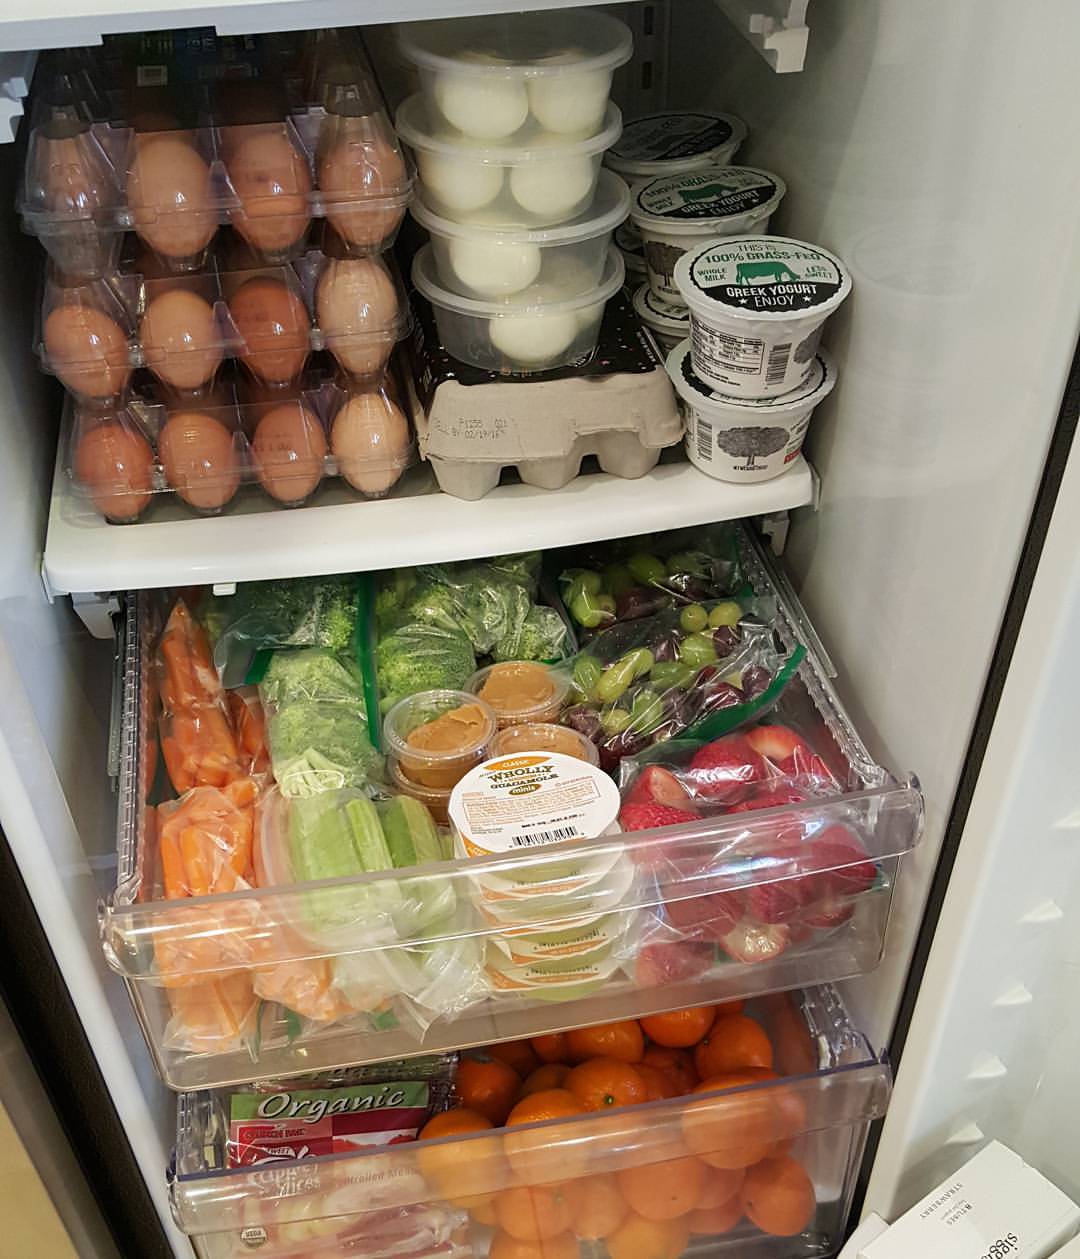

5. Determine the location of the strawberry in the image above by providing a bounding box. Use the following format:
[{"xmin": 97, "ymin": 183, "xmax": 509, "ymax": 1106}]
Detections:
[
  {"xmin": 624, "ymin": 765, "xmax": 695, "ymax": 811},
  {"xmin": 635, "ymin": 940, "xmax": 714, "ymax": 987},
  {"xmin": 620, "ymin": 802, "xmax": 699, "ymax": 832},
  {"xmin": 665, "ymin": 883, "xmax": 744, "ymax": 941},
  {"xmin": 686, "ymin": 735, "xmax": 767, "ymax": 803},
  {"xmin": 727, "ymin": 786, "xmax": 809, "ymax": 812},
  {"xmin": 804, "ymin": 825, "xmax": 876, "ymax": 899},
  {"xmin": 746, "ymin": 725, "xmax": 814, "ymax": 774},
  {"xmin": 719, "ymin": 920, "xmax": 790, "ymax": 964},
  {"xmin": 802, "ymin": 898, "xmax": 855, "ymax": 930}
]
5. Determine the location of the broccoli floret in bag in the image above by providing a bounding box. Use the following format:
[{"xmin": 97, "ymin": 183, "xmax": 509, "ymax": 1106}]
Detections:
[
  {"xmin": 494, "ymin": 605, "xmax": 571, "ymax": 663},
  {"xmin": 489, "ymin": 551, "xmax": 542, "ymax": 596},
  {"xmin": 375, "ymin": 569, "xmax": 418, "ymax": 630},
  {"xmin": 376, "ymin": 623, "xmax": 476, "ymax": 713}
]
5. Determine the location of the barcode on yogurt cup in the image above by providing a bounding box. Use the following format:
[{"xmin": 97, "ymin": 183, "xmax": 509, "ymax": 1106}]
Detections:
[
  {"xmin": 765, "ymin": 342, "xmax": 792, "ymax": 387},
  {"xmin": 513, "ymin": 827, "xmax": 583, "ymax": 847},
  {"xmin": 694, "ymin": 411, "xmax": 714, "ymax": 463}
]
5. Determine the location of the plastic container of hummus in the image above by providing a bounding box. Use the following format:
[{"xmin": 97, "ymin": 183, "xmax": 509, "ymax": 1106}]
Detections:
[
  {"xmin": 387, "ymin": 756, "xmax": 453, "ymax": 825},
  {"xmin": 633, "ymin": 283, "xmax": 690, "ymax": 354},
  {"xmin": 466, "ymin": 662, "xmax": 570, "ymax": 727},
  {"xmin": 667, "ymin": 339, "xmax": 837, "ymax": 483},
  {"xmin": 490, "ymin": 722, "xmax": 599, "ymax": 765},
  {"xmin": 383, "ymin": 689, "xmax": 497, "ymax": 790},
  {"xmin": 674, "ymin": 235, "xmax": 853, "ymax": 398},
  {"xmin": 630, "ymin": 166, "xmax": 786, "ymax": 304}
]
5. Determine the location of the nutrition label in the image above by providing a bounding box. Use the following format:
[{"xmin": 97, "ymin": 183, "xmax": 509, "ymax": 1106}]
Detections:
[{"xmin": 693, "ymin": 321, "xmax": 766, "ymax": 376}]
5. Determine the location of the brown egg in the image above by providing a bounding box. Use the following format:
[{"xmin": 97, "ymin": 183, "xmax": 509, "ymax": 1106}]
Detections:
[
  {"xmin": 141, "ymin": 288, "xmax": 223, "ymax": 391},
  {"xmin": 224, "ymin": 126, "xmax": 312, "ymax": 257},
  {"xmin": 127, "ymin": 134, "xmax": 217, "ymax": 262},
  {"xmin": 318, "ymin": 125, "xmax": 407, "ymax": 248},
  {"xmin": 73, "ymin": 418, "xmax": 155, "ymax": 521},
  {"xmin": 158, "ymin": 411, "xmax": 240, "ymax": 511},
  {"xmin": 316, "ymin": 257, "xmax": 399, "ymax": 376},
  {"xmin": 331, "ymin": 391, "xmax": 410, "ymax": 496},
  {"xmin": 252, "ymin": 401, "xmax": 327, "ymax": 504},
  {"xmin": 44, "ymin": 304, "xmax": 132, "ymax": 400},
  {"xmin": 229, "ymin": 277, "xmax": 310, "ymax": 384}
]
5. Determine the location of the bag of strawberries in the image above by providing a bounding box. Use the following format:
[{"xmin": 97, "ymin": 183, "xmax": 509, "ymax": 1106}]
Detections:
[{"xmin": 615, "ymin": 711, "xmax": 881, "ymax": 986}]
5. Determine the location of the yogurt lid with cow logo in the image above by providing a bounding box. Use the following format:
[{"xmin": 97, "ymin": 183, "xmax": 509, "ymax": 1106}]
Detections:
[
  {"xmin": 675, "ymin": 235, "xmax": 853, "ymax": 322},
  {"xmin": 629, "ymin": 167, "xmax": 786, "ymax": 236},
  {"xmin": 606, "ymin": 112, "xmax": 747, "ymax": 178}
]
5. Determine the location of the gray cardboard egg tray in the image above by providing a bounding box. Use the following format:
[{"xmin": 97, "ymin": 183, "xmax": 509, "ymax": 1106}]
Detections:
[{"xmin": 404, "ymin": 287, "xmax": 683, "ymax": 501}]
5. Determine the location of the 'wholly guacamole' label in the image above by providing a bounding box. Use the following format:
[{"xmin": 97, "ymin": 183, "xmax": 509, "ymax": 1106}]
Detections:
[
  {"xmin": 610, "ymin": 112, "xmax": 740, "ymax": 163},
  {"xmin": 636, "ymin": 167, "xmax": 783, "ymax": 223},
  {"xmin": 687, "ymin": 239, "xmax": 847, "ymax": 314}
]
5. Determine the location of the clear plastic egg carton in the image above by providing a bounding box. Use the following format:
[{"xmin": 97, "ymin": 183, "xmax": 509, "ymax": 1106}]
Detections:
[
  {"xmin": 65, "ymin": 366, "xmax": 415, "ymax": 524},
  {"xmin": 17, "ymin": 29, "xmax": 412, "ymax": 278},
  {"xmin": 36, "ymin": 238, "xmax": 411, "ymax": 407}
]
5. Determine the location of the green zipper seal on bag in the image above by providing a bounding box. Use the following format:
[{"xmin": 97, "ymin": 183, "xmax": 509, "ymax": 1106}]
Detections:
[
  {"xmin": 683, "ymin": 643, "xmax": 806, "ymax": 742},
  {"xmin": 355, "ymin": 573, "xmax": 383, "ymax": 753}
]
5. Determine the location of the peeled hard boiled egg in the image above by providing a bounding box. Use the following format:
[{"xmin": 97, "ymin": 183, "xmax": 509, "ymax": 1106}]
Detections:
[
  {"xmin": 224, "ymin": 126, "xmax": 312, "ymax": 257},
  {"xmin": 417, "ymin": 151, "xmax": 504, "ymax": 215},
  {"xmin": 509, "ymin": 157, "xmax": 593, "ymax": 220},
  {"xmin": 158, "ymin": 411, "xmax": 240, "ymax": 512},
  {"xmin": 43, "ymin": 304, "xmax": 131, "ymax": 400},
  {"xmin": 316, "ymin": 258, "xmax": 400, "ymax": 376},
  {"xmin": 140, "ymin": 288, "xmax": 223, "ymax": 392},
  {"xmin": 318, "ymin": 124, "xmax": 408, "ymax": 248},
  {"xmin": 331, "ymin": 392, "xmax": 410, "ymax": 496},
  {"xmin": 490, "ymin": 310, "xmax": 579, "ymax": 366},
  {"xmin": 448, "ymin": 237, "xmax": 541, "ymax": 298},
  {"xmin": 127, "ymin": 134, "xmax": 217, "ymax": 262},
  {"xmin": 433, "ymin": 72, "xmax": 529, "ymax": 140},
  {"xmin": 252, "ymin": 402, "xmax": 327, "ymax": 504},
  {"xmin": 527, "ymin": 70, "xmax": 609, "ymax": 135},
  {"xmin": 229, "ymin": 277, "xmax": 310, "ymax": 385},
  {"xmin": 73, "ymin": 419, "xmax": 154, "ymax": 521}
]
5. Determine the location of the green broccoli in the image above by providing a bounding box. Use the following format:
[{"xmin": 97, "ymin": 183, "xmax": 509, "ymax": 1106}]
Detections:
[
  {"xmin": 493, "ymin": 605, "xmax": 572, "ymax": 663},
  {"xmin": 397, "ymin": 579, "xmax": 463, "ymax": 637},
  {"xmin": 261, "ymin": 649, "xmax": 364, "ymax": 706},
  {"xmin": 374, "ymin": 569, "xmax": 418, "ymax": 629},
  {"xmin": 376, "ymin": 623, "xmax": 476, "ymax": 712},
  {"xmin": 489, "ymin": 551, "xmax": 542, "ymax": 595}
]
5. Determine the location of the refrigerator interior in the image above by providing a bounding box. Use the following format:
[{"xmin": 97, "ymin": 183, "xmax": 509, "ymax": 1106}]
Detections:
[{"xmin": 0, "ymin": 1, "xmax": 1077, "ymax": 1254}]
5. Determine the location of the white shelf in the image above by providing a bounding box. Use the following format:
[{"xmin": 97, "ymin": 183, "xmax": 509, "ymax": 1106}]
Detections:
[
  {"xmin": 42, "ymin": 454, "xmax": 814, "ymax": 595},
  {"xmin": 713, "ymin": 0, "xmax": 810, "ymax": 73}
]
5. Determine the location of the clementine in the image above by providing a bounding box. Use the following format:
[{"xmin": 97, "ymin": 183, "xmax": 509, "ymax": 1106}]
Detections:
[
  {"xmin": 740, "ymin": 1155, "xmax": 816, "ymax": 1236},
  {"xmin": 693, "ymin": 1015, "xmax": 774, "ymax": 1079},
  {"xmin": 636, "ymin": 1064, "xmax": 678, "ymax": 1101},
  {"xmin": 495, "ymin": 1183, "xmax": 576, "ymax": 1240},
  {"xmin": 641, "ymin": 1047, "xmax": 697, "ymax": 1094},
  {"xmin": 564, "ymin": 1173, "xmax": 628, "ymax": 1239},
  {"xmin": 489, "ymin": 1039, "xmax": 542, "ymax": 1079},
  {"xmin": 616, "ymin": 1157, "xmax": 705, "ymax": 1221},
  {"xmin": 681, "ymin": 1074, "xmax": 779, "ymax": 1170},
  {"xmin": 457, "ymin": 1056, "xmax": 522, "ymax": 1125},
  {"xmin": 606, "ymin": 1211, "xmax": 690, "ymax": 1259},
  {"xmin": 531, "ymin": 1032, "xmax": 569, "ymax": 1063},
  {"xmin": 504, "ymin": 1089, "xmax": 587, "ymax": 1184},
  {"xmin": 522, "ymin": 1064, "xmax": 571, "ymax": 1096},
  {"xmin": 696, "ymin": 1166, "xmax": 743, "ymax": 1209},
  {"xmin": 417, "ymin": 1108, "xmax": 499, "ymax": 1198},
  {"xmin": 640, "ymin": 1006, "xmax": 716, "ymax": 1049},
  {"xmin": 566, "ymin": 1019, "xmax": 644, "ymax": 1064},
  {"xmin": 566, "ymin": 1058, "xmax": 649, "ymax": 1111},
  {"xmin": 687, "ymin": 1195, "xmax": 742, "ymax": 1235},
  {"xmin": 488, "ymin": 1229, "xmax": 580, "ymax": 1259}
]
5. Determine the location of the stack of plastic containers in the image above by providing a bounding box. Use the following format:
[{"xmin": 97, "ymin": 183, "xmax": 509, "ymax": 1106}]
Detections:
[
  {"xmin": 19, "ymin": 30, "xmax": 418, "ymax": 522},
  {"xmin": 395, "ymin": 10, "xmax": 633, "ymax": 374}
]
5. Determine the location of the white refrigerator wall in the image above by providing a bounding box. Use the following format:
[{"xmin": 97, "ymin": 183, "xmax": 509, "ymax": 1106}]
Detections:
[{"xmin": 671, "ymin": 0, "xmax": 1080, "ymax": 1048}]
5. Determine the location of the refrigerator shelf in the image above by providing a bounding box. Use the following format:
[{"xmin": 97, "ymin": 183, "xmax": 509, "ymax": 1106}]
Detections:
[
  {"xmin": 43, "ymin": 444, "xmax": 815, "ymax": 597},
  {"xmin": 102, "ymin": 530, "xmax": 922, "ymax": 1091},
  {"xmin": 170, "ymin": 986, "xmax": 890, "ymax": 1259}
]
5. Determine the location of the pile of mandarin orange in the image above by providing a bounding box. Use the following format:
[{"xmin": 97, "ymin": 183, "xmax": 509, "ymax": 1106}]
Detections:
[{"xmin": 417, "ymin": 1003, "xmax": 817, "ymax": 1259}]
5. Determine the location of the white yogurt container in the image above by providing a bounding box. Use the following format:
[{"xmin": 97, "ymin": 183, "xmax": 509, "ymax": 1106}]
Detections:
[
  {"xmin": 396, "ymin": 10, "xmax": 632, "ymax": 142},
  {"xmin": 633, "ymin": 283, "xmax": 690, "ymax": 354},
  {"xmin": 411, "ymin": 169, "xmax": 629, "ymax": 302},
  {"xmin": 605, "ymin": 111, "xmax": 747, "ymax": 184},
  {"xmin": 616, "ymin": 219, "xmax": 648, "ymax": 282},
  {"xmin": 667, "ymin": 339, "xmax": 837, "ymax": 483},
  {"xmin": 630, "ymin": 166, "xmax": 786, "ymax": 304},
  {"xmin": 674, "ymin": 235, "xmax": 852, "ymax": 397},
  {"xmin": 397, "ymin": 94, "xmax": 622, "ymax": 228},
  {"xmin": 412, "ymin": 243, "xmax": 624, "ymax": 374}
]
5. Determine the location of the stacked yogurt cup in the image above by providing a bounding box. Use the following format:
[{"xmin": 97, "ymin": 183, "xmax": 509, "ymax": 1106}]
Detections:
[
  {"xmin": 395, "ymin": 10, "xmax": 633, "ymax": 373},
  {"xmin": 667, "ymin": 235, "xmax": 853, "ymax": 483}
]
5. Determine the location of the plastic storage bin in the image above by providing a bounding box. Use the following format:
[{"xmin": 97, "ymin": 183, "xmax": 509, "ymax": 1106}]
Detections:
[
  {"xmin": 170, "ymin": 986, "xmax": 891, "ymax": 1259},
  {"xmin": 396, "ymin": 10, "xmax": 632, "ymax": 141},
  {"xmin": 410, "ymin": 169, "xmax": 630, "ymax": 301},
  {"xmin": 101, "ymin": 528, "xmax": 922, "ymax": 1090}
]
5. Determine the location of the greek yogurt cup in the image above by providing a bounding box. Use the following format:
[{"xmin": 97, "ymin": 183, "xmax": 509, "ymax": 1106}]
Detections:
[
  {"xmin": 411, "ymin": 169, "xmax": 629, "ymax": 302},
  {"xmin": 605, "ymin": 111, "xmax": 747, "ymax": 184},
  {"xmin": 616, "ymin": 219, "xmax": 648, "ymax": 281},
  {"xmin": 633, "ymin": 283, "xmax": 690, "ymax": 354},
  {"xmin": 630, "ymin": 166, "xmax": 787, "ymax": 303},
  {"xmin": 668, "ymin": 339, "xmax": 837, "ymax": 483},
  {"xmin": 674, "ymin": 235, "xmax": 852, "ymax": 397}
]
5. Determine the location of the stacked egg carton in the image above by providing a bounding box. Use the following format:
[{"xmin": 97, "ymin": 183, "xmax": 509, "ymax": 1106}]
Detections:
[{"xmin": 19, "ymin": 29, "xmax": 417, "ymax": 523}]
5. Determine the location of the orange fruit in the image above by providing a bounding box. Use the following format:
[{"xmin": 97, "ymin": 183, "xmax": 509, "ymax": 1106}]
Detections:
[
  {"xmin": 566, "ymin": 1058, "xmax": 649, "ymax": 1111},
  {"xmin": 636, "ymin": 1064, "xmax": 678, "ymax": 1101},
  {"xmin": 606, "ymin": 1211, "xmax": 690, "ymax": 1259},
  {"xmin": 616, "ymin": 1157, "xmax": 705, "ymax": 1221},
  {"xmin": 740, "ymin": 1155, "xmax": 816, "ymax": 1236},
  {"xmin": 693, "ymin": 1015, "xmax": 774, "ymax": 1079},
  {"xmin": 641, "ymin": 1047, "xmax": 697, "ymax": 1094},
  {"xmin": 490, "ymin": 1039, "xmax": 542, "ymax": 1079},
  {"xmin": 417, "ymin": 1108, "xmax": 498, "ymax": 1197},
  {"xmin": 641, "ymin": 1007, "xmax": 716, "ymax": 1049},
  {"xmin": 522, "ymin": 1064, "xmax": 571, "ymax": 1096},
  {"xmin": 532, "ymin": 1032, "xmax": 569, "ymax": 1063},
  {"xmin": 504, "ymin": 1089, "xmax": 587, "ymax": 1184},
  {"xmin": 715, "ymin": 1000, "xmax": 744, "ymax": 1017},
  {"xmin": 495, "ymin": 1183, "xmax": 576, "ymax": 1240},
  {"xmin": 566, "ymin": 1020, "xmax": 644, "ymax": 1064},
  {"xmin": 687, "ymin": 1196, "xmax": 742, "ymax": 1235},
  {"xmin": 457, "ymin": 1056, "xmax": 522, "ymax": 1125},
  {"xmin": 564, "ymin": 1174, "xmax": 628, "ymax": 1240},
  {"xmin": 696, "ymin": 1167, "xmax": 744, "ymax": 1209},
  {"xmin": 453, "ymin": 1193, "xmax": 499, "ymax": 1225},
  {"xmin": 489, "ymin": 1230, "xmax": 580, "ymax": 1259},
  {"xmin": 681, "ymin": 1074, "xmax": 780, "ymax": 1170}
]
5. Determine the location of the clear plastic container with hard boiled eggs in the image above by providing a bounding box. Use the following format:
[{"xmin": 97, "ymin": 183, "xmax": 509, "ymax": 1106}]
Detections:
[
  {"xmin": 17, "ymin": 30, "xmax": 412, "ymax": 278},
  {"xmin": 411, "ymin": 243, "xmax": 624, "ymax": 374},
  {"xmin": 396, "ymin": 94, "xmax": 622, "ymax": 228},
  {"xmin": 64, "ymin": 368, "xmax": 415, "ymax": 524},
  {"xmin": 409, "ymin": 168, "xmax": 629, "ymax": 302},
  {"xmin": 396, "ymin": 9, "xmax": 632, "ymax": 142}
]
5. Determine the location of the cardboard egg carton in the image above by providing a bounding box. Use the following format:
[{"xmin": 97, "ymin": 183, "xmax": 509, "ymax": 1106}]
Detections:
[{"xmin": 405, "ymin": 287, "xmax": 683, "ymax": 501}]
